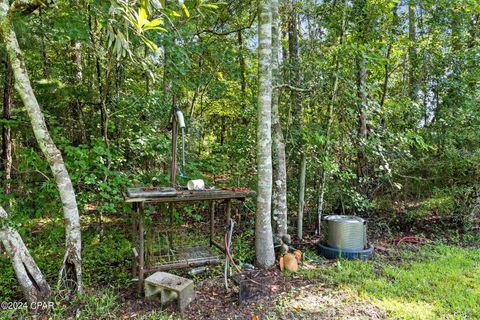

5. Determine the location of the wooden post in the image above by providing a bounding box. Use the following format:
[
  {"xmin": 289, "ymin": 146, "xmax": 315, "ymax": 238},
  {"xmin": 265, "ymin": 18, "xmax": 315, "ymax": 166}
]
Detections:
[
  {"xmin": 210, "ymin": 201, "xmax": 216, "ymax": 246},
  {"xmin": 138, "ymin": 202, "xmax": 145, "ymax": 296}
]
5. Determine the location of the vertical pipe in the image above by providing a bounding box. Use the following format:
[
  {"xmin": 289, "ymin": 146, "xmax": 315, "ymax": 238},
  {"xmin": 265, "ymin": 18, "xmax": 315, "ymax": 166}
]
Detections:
[
  {"xmin": 131, "ymin": 203, "xmax": 138, "ymax": 277},
  {"xmin": 297, "ymin": 154, "xmax": 306, "ymax": 240},
  {"xmin": 138, "ymin": 202, "xmax": 145, "ymax": 296},
  {"xmin": 170, "ymin": 99, "xmax": 177, "ymax": 187},
  {"xmin": 181, "ymin": 127, "xmax": 186, "ymax": 174}
]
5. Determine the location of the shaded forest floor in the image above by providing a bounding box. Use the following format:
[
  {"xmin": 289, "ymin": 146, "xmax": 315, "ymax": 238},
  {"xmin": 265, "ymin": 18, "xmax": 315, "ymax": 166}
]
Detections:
[{"xmin": 1, "ymin": 204, "xmax": 479, "ymax": 320}]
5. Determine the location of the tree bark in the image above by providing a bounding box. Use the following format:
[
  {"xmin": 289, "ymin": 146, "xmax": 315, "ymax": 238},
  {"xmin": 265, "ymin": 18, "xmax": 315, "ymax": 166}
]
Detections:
[
  {"xmin": 297, "ymin": 153, "xmax": 306, "ymax": 239},
  {"xmin": 288, "ymin": 0, "xmax": 307, "ymax": 239},
  {"xmin": 354, "ymin": 0, "xmax": 368, "ymax": 183},
  {"xmin": 288, "ymin": 0, "xmax": 301, "ymax": 122},
  {"xmin": 0, "ymin": 206, "xmax": 51, "ymax": 309},
  {"xmin": 71, "ymin": 39, "xmax": 87, "ymax": 145},
  {"xmin": 73, "ymin": 41, "xmax": 83, "ymax": 83},
  {"xmin": 238, "ymin": 30, "xmax": 247, "ymax": 111},
  {"xmin": 0, "ymin": 2, "xmax": 83, "ymax": 293},
  {"xmin": 356, "ymin": 54, "xmax": 368, "ymax": 181},
  {"xmin": 379, "ymin": 1, "xmax": 400, "ymax": 111},
  {"xmin": 316, "ymin": 2, "xmax": 346, "ymax": 235},
  {"xmin": 408, "ymin": 0, "xmax": 418, "ymax": 101},
  {"xmin": 256, "ymin": 0, "xmax": 275, "ymax": 268},
  {"xmin": 89, "ymin": 10, "xmax": 109, "ymax": 142},
  {"xmin": 39, "ymin": 7, "xmax": 48, "ymax": 78},
  {"xmin": 379, "ymin": 44, "xmax": 392, "ymax": 110},
  {"xmin": 220, "ymin": 116, "xmax": 226, "ymax": 145},
  {"xmin": 2, "ymin": 59, "xmax": 12, "ymax": 197},
  {"xmin": 271, "ymin": 0, "xmax": 288, "ymax": 238}
]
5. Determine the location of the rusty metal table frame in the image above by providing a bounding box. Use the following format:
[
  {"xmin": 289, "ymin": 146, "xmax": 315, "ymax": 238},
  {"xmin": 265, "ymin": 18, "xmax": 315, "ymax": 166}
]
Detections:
[{"xmin": 124, "ymin": 189, "xmax": 254, "ymax": 295}]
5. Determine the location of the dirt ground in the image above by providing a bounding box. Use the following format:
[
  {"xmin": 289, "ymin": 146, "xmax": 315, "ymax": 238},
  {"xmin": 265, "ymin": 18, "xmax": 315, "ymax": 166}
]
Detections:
[
  {"xmin": 112, "ymin": 229, "xmax": 402, "ymax": 320},
  {"xmin": 182, "ymin": 271, "xmax": 385, "ymax": 320},
  {"xmin": 115, "ymin": 268, "xmax": 385, "ymax": 320}
]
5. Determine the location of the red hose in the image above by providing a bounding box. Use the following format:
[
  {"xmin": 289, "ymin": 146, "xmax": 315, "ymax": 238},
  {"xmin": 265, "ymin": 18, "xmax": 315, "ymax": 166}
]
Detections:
[
  {"xmin": 224, "ymin": 232, "xmax": 241, "ymax": 273},
  {"xmin": 392, "ymin": 236, "xmax": 426, "ymax": 245}
]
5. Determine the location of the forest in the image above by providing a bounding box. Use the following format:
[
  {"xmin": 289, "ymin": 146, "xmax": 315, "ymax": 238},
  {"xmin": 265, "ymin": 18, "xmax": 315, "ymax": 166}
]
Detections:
[{"xmin": 0, "ymin": 0, "xmax": 479, "ymax": 319}]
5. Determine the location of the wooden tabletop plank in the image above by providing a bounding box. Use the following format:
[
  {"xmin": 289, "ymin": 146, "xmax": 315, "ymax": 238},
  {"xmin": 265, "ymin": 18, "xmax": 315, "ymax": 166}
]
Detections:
[{"xmin": 123, "ymin": 189, "xmax": 255, "ymax": 203}]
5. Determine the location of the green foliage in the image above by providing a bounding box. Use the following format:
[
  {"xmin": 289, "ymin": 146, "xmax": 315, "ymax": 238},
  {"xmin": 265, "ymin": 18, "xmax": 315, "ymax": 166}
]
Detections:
[
  {"xmin": 82, "ymin": 228, "xmax": 132, "ymax": 286},
  {"xmin": 73, "ymin": 290, "xmax": 119, "ymax": 319},
  {"xmin": 232, "ymin": 227, "xmax": 255, "ymax": 264},
  {"xmin": 409, "ymin": 190, "xmax": 455, "ymax": 219},
  {"xmin": 1, "ymin": 0, "xmax": 480, "ymax": 316},
  {"xmin": 0, "ymin": 259, "xmax": 17, "ymax": 299}
]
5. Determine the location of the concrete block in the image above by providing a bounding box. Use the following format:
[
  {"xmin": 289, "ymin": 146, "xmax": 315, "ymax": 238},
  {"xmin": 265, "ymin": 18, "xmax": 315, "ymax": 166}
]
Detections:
[{"xmin": 144, "ymin": 272, "xmax": 195, "ymax": 311}]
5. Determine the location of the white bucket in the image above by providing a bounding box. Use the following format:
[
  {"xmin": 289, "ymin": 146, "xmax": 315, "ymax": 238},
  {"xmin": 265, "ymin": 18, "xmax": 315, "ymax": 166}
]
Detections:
[{"xmin": 187, "ymin": 179, "xmax": 205, "ymax": 190}]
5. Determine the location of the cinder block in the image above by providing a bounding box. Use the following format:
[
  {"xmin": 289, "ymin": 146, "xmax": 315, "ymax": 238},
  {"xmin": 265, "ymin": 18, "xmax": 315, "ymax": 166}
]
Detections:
[{"xmin": 144, "ymin": 272, "xmax": 195, "ymax": 311}]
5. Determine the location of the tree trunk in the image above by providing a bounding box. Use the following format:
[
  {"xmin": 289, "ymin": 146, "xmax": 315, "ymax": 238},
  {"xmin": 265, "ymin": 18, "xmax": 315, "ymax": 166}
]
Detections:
[
  {"xmin": 220, "ymin": 116, "xmax": 226, "ymax": 145},
  {"xmin": 0, "ymin": 227, "xmax": 51, "ymax": 308},
  {"xmin": 354, "ymin": 0, "xmax": 368, "ymax": 183},
  {"xmin": 271, "ymin": 0, "xmax": 288, "ymax": 239},
  {"xmin": 0, "ymin": 3, "xmax": 83, "ymax": 293},
  {"xmin": 379, "ymin": 44, "xmax": 392, "ymax": 110},
  {"xmin": 74, "ymin": 41, "xmax": 83, "ymax": 83},
  {"xmin": 238, "ymin": 30, "xmax": 247, "ymax": 111},
  {"xmin": 316, "ymin": 2, "xmax": 346, "ymax": 235},
  {"xmin": 71, "ymin": 39, "xmax": 87, "ymax": 145},
  {"xmin": 356, "ymin": 55, "xmax": 368, "ymax": 181},
  {"xmin": 379, "ymin": 1, "xmax": 399, "ymax": 111},
  {"xmin": 2, "ymin": 59, "xmax": 12, "ymax": 198},
  {"xmin": 89, "ymin": 11, "xmax": 108, "ymax": 142},
  {"xmin": 288, "ymin": 0, "xmax": 306, "ymax": 239},
  {"xmin": 39, "ymin": 8, "xmax": 48, "ymax": 78},
  {"xmin": 0, "ymin": 206, "xmax": 51, "ymax": 309},
  {"xmin": 288, "ymin": 0, "xmax": 301, "ymax": 122},
  {"xmin": 256, "ymin": 0, "xmax": 275, "ymax": 268},
  {"xmin": 408, "ymin": 0, "xmax": 417, "ymax": 101},
  {"xmin": 297, "ymin": 153, "xmax": 306, "ymax": 239}
]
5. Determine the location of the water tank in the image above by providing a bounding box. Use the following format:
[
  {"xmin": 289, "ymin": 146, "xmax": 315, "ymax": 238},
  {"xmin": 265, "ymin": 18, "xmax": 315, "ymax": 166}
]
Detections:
[{"xmin": 324, "ymin": 215, "xmax": 367, "ymax": 250}]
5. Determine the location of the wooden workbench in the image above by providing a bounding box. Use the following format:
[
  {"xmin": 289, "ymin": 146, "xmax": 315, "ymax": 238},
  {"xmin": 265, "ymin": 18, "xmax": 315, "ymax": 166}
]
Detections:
[{"xmin": 124, "ymin": 189, "xmax": 254, "ymax": 294}]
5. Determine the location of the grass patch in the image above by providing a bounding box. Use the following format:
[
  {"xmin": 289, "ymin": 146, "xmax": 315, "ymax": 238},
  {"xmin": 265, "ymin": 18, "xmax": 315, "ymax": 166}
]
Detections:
[{"xmin": 302, "ymin": 244, "xmax": 480, "ymax": 318}]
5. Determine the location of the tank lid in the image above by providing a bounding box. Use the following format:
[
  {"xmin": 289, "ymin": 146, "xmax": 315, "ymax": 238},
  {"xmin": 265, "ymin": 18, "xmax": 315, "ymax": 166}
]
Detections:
[{"xmin": 324, "ymin": 215, "xmax": 365, "ymax": 223}]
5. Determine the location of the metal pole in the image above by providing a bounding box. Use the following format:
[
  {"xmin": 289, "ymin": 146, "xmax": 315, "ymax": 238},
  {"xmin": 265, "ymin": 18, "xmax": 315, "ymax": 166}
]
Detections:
[
  {"xmin": 170, "ymin": 97, "xmax": 177, "ymax": 187},
  {"xmin": 297, "ymin": 153, "xmax": 306, "ymax": 240},
  {"xmin": 138, "ymin": 202, "xmax": 145, "ymax": 296},
  {"xmin": 181, "ymin": 127, "xmax": 186, "ymax": 174}
]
